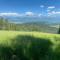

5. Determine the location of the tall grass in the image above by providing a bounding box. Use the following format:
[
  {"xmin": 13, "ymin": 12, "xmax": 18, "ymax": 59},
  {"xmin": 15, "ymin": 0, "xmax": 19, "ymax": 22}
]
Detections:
[{"xmin": 0, "ymin": 31, "xmax": 60, "ymax": 60}]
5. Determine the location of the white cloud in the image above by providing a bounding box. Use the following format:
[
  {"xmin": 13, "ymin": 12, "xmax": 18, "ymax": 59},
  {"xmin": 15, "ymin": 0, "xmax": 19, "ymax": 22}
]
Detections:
[
  {"xmin": 47, "ymin": 9, "xmax": 51, "ymax": 12},
  {"xmin": 0, "ymin": 12, "xmax": 37, "ymax": 17},
  {"xmin": 40, "ymin": 5, "xmax": 44, "ymax": 8},
  {"xmin": 48, "ymin": 6, "xmax": 55, "ymax": 9},
  {"xmin": 38, "ymin": 14, "xmax": 42, "ymax": 17},
  {"xmin": 0, "ymin": 13, "xmax": 21, "ymax": 17},
  {"xmin": 25, "ymin": 11, "xmax": 34, "ymax": 16},
  {"xmin": 48, "ymin": 11, "xmax": 60, "ymax": 15},
  {"xmin": 0, "ymin": 11, "xmax": 42, "ymax": 17},
  {"xmin": 48, "ymin": 11, "xmax": 60, "ymax": 16},
  {"xmin": 53, "ymin": 11, "xmax": 60, "ymax": 14}
]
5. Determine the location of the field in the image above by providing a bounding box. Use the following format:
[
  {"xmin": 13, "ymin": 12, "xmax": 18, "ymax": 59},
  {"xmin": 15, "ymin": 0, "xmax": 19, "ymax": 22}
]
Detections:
[{"xmin": 0, "ymin": 31, "xmax": 60, "ymax": 60}]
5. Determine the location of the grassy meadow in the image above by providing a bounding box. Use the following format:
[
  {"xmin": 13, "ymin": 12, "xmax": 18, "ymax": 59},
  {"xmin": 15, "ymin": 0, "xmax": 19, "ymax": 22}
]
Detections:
[{"xmin": 0, "ymin": 31, "xmax": 60, "ymax": 60}]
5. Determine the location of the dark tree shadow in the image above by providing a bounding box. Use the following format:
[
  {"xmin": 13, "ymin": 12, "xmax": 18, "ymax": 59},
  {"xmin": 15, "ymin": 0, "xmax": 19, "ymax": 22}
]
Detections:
[
  {"xmin": 0, "ymin": 35, "xmax": 58, "ymax": 60},
  {"xmin": 0, "ymin": 45, "xmax": 13, "ymax": 60},
  {"xmin": 11, "ymin": 35, "xmax": 53, "ymax": 60}
]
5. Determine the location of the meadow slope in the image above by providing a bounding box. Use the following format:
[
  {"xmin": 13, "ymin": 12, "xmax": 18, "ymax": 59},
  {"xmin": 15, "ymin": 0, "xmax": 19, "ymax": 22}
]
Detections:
[{"xmin": 0, "ymin": 31, "xmax": 60, "ymax": 60}]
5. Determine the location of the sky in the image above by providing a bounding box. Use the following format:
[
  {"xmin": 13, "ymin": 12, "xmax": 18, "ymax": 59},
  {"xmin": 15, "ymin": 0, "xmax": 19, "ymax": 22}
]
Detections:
[{"xmin": 0, "ymin": 0, "xmax": 60, "ymax": 18}]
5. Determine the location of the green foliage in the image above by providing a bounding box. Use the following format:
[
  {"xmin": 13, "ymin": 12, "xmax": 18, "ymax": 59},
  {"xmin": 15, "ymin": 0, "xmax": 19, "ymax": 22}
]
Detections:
[{"xmin": 58, "ymin": 25, "xmax": 60, "ymax": 34}]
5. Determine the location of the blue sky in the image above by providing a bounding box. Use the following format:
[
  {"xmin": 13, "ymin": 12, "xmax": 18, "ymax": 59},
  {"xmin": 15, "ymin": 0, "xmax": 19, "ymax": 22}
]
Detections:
[{"xmin": 0, "ymin": 0, "xmax": 60, "ymax": 18}]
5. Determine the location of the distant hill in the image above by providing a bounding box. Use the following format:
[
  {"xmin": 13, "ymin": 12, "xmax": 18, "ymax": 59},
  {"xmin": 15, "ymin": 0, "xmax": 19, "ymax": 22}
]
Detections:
[
  {"xmin": 1, "ymin": 16, "xmax": 60, "ymax": 24},
  {"xmin": 0, "ymin": 17, "xmax": 58, "ymax": 33},
  {"xmin": 16, "ymin": 22, "xmax": 58, "ymax": 33}
]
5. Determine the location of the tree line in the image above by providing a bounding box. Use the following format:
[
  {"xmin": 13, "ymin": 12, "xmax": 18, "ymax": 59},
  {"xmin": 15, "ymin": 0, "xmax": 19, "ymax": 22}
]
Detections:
[{"xmin": 0, "ymin": 18, "xmax": 19, "ymax": 30}]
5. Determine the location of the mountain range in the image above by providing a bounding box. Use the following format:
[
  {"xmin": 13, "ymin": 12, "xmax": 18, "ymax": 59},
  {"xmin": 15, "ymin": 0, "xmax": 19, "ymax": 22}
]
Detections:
[{"xmin": 0, "ymin": 16, "xmax": 60, "ymax": 24}]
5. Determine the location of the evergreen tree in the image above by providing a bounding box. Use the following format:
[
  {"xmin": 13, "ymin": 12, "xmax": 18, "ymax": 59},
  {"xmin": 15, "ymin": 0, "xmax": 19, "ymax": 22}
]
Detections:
[{"xmin": 58, "ymin": 25, "xmax": 60, "ymax": 34}]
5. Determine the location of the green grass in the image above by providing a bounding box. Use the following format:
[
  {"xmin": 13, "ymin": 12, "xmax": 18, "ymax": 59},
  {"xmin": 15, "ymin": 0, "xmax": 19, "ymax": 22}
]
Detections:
[
  {"xmin": 0, "ymin": 31, "xmax": 60, "ymax": 60},
  {"xmin": 0, "ymin": 31, "xmax": 59, "ymax": 46}
]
